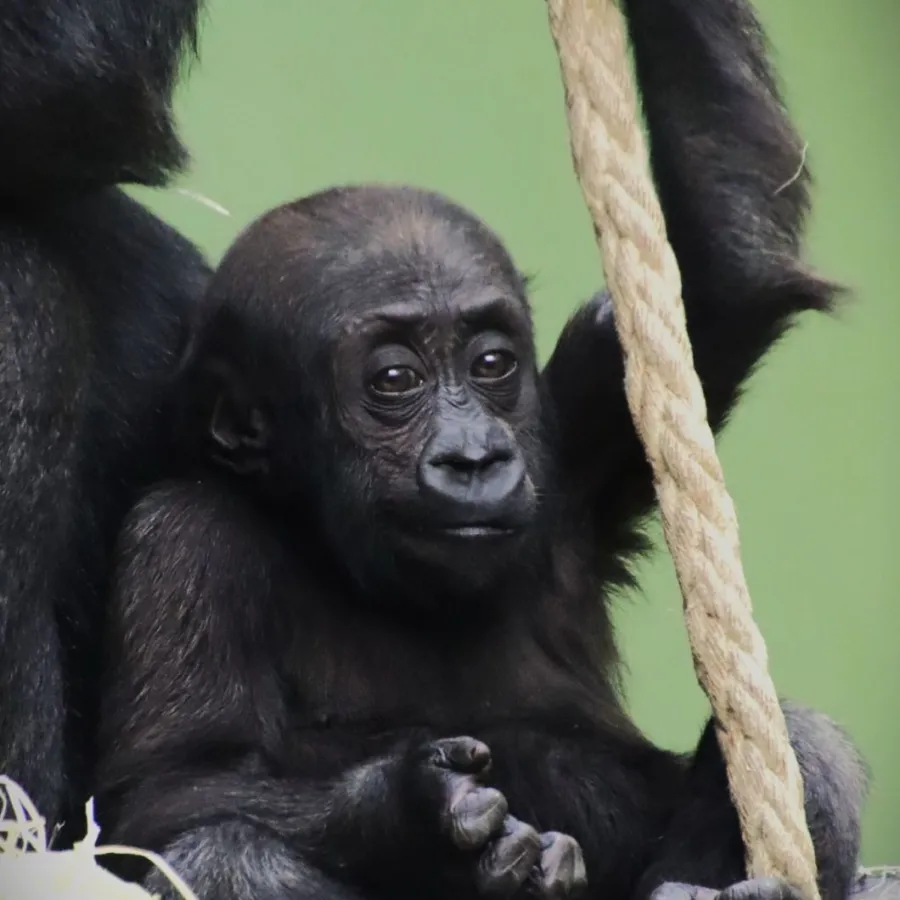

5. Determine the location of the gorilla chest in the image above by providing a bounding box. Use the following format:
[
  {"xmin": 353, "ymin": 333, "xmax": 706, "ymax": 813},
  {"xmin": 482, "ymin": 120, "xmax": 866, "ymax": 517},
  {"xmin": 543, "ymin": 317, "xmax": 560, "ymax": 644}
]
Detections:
[{"xmin": 277, "ymin": 609, "xmax": 572, "ymax": 735}]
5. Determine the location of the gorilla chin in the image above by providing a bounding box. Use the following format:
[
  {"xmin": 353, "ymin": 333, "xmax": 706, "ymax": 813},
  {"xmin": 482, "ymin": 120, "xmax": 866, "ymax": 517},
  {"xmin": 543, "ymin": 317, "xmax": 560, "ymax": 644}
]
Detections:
[{"xmin": 365, "ymin": 521, "xmax": 530, "ymax": 608}]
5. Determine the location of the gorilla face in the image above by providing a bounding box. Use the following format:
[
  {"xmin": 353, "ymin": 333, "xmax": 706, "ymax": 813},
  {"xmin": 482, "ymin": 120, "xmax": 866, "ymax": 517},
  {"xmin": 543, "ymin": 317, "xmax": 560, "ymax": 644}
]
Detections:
[{"xmin": 190, "ymin": 184, "xmax": 548, "ymax": 606}]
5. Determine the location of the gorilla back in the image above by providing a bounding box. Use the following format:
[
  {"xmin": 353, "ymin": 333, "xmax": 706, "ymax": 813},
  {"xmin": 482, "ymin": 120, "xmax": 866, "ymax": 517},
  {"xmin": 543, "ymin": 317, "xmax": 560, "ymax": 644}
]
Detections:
[{"xmin": 0, "ymin": 0, "xmax": 209, "ymax": 840}]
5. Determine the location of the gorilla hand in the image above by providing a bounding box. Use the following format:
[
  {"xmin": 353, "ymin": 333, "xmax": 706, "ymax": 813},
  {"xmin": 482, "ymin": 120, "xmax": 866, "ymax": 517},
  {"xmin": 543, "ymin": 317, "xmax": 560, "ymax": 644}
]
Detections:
[{"xmin": 408, "ymin": 737, "xmax": 587, "ymax": 898}]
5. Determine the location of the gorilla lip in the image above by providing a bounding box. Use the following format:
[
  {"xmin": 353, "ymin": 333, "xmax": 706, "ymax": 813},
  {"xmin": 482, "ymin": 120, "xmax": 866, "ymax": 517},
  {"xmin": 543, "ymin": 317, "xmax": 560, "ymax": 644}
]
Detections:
[{"xmin": 437, "ymin": 524, "xmax": 516, "ymax": 539}]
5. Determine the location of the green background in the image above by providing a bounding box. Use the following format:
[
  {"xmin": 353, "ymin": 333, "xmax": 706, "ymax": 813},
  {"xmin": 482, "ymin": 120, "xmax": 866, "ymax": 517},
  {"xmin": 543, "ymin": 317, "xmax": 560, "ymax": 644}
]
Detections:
[{"xmin": 137, "ymin": 0, "xmax": 900, "ymax": 862}]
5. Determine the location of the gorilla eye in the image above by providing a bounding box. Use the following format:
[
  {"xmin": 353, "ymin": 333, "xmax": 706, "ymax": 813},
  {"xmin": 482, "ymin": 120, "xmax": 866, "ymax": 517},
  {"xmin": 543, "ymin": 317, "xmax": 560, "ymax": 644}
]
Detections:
[
  {"xmin": 369, "ymin": 365, "xmax": 424, "ymax": 397},
  {"xmin": 470, "ymin": 350, "xmax": 517, "ymax": 381}
]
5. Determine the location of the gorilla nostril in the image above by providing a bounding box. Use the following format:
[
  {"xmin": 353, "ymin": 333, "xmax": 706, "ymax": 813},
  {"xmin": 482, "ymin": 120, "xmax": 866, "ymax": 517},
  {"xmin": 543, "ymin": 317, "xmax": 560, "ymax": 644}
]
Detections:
[{"xmin": 431, "ymin": 447, "xmax": 513, "ymax": 476}]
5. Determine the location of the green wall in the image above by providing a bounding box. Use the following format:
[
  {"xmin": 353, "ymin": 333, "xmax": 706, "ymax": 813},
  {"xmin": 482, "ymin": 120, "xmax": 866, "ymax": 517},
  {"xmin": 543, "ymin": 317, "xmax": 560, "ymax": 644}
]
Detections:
[{"xmin": 137, "ymin": 0, "xmax": 900, "ymax": 862}]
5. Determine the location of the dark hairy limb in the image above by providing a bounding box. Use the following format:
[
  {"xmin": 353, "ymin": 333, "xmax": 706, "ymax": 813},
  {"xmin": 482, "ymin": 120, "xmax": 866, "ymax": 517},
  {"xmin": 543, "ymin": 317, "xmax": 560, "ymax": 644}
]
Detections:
[
  {"xmin": 139, "ymin": 822, "xmax": 368, "ymax": 900},
  {"xmin": 541, "ymin": 0, "xmax": 841, "ymax": 550},
  {"xmin": 0, "ymin": 0, "xmax": 203, "ymax": 193},
  {"xmin": 111, "ymin": 738, "xmax": 574, "ymax": 900},
  {"xmin": 634, "ymin": 704, "xmax": 868, "ymax": 900}
]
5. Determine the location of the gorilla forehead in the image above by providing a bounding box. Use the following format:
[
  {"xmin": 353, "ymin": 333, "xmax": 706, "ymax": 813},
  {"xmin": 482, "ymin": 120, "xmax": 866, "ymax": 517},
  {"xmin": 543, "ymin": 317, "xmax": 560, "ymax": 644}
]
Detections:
[{"xmin": 209, "ymin": 184, "xmax": 529, "ymax": 338}]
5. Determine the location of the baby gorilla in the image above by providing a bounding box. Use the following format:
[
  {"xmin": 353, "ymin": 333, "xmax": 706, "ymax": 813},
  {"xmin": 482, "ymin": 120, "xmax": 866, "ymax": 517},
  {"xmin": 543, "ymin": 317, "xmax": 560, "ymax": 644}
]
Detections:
[{"xmin": 94, "ymin": 184, "xmax": 866, "ymax": 900}]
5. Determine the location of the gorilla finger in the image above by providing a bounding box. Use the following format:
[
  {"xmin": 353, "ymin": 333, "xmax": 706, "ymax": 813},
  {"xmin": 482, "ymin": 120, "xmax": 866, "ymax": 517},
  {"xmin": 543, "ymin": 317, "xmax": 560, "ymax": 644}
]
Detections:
[
  {"xmin": 447, "ymin": 785, "xmax": 508, "ymax": 851},
  {"xmin": 476, "ymin": 816, "xmax": 542, "ymax": 897},
  {"xmin": 428, "ymin": 736, "xmax": 493, "ymax": 774},
  {"xmin": 530, "ymin": 832, "xmax": 587, "ymax": 899}
]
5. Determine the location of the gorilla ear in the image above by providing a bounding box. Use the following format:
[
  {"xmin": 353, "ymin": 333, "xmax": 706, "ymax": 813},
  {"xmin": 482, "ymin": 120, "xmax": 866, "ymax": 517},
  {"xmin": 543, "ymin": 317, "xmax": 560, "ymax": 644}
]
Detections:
[{"xmin": 206, "ymin": 363, "xmax": 271, "ymax": 475}]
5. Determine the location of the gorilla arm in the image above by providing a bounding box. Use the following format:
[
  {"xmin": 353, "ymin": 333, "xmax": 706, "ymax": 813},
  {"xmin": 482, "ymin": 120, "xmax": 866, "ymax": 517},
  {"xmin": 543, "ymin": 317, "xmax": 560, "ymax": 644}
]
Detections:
[
  {"xmin": 536, "ymin": 3, "xmax": 865, "ymax": 898},
  {"xmin": 540, "ymin": 0, "xmax": 839, "ymax": 543},
  {"xmin": 96, "ymin": 482, "xmax": 424, "ymax": 897}
]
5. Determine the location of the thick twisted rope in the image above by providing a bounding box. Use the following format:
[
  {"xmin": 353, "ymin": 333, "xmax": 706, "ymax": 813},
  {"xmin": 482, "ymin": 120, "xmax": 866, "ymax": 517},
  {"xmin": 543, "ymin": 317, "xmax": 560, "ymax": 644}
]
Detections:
[{"xmin": 544, "ymin": 2, "xmax": 819, "ymax": 898}]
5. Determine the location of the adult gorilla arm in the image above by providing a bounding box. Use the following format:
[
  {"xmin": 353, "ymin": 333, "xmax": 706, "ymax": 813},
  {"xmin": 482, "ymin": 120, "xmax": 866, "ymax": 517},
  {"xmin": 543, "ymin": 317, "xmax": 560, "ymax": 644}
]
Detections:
[
  {"xmin": 0, "ymin": 0, "xmax": 202, "ymax": 193},
  {"xmin": 541, "ymin": 0, "xmax": 839, "ymax": 544}
]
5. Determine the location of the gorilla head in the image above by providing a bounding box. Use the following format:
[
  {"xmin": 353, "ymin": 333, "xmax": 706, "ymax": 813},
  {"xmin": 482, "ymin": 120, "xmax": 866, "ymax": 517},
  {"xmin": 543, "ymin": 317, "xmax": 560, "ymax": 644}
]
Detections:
[{"xmin": 181, "ymin": 185, "xmax": 551, "ymax": 608}]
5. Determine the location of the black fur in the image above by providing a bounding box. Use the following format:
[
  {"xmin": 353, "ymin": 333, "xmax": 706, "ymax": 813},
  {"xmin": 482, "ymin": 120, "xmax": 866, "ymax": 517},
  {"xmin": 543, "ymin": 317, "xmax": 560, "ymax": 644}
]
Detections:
[
  {"xmin": 0, "ymin": 0, "xmax": 202, "ymax": 195},
  {"xmin": 95, "ymin": 1, "xmax": 867, "ymax": 899},
  {"xmin": 0, "ymin": 0, "xmax": 208, "ymax": 841}
]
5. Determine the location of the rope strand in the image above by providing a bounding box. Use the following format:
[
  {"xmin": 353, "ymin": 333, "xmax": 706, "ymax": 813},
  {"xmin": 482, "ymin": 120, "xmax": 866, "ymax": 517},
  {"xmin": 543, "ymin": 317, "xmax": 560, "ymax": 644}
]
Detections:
[{"xmin": 544, "ymin": 2, "xmax": 819, "ymax": 897}]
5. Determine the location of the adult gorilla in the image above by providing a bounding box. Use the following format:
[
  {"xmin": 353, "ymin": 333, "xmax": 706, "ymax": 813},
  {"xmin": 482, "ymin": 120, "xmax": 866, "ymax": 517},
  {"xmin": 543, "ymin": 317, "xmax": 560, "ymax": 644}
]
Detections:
[{"xmin": 0, "ymin": 0, "xmax": 208, "ymax": 840}]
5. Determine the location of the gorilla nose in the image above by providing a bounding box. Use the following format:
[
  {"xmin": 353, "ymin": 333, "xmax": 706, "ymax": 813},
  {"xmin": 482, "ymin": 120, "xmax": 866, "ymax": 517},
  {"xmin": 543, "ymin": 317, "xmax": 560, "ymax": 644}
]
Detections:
[
  {"xmin": 429, "ymin": 445, "xmax": 513, "ymax": 481},
  {"xmin": 418, "ymin": 435, "xmax": 526, "ymax": 519}
]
